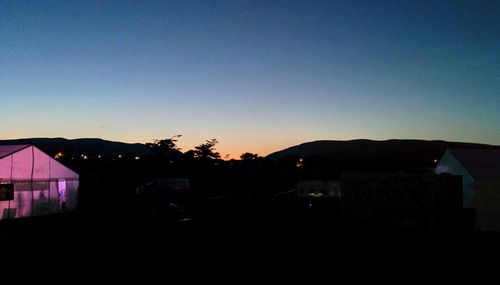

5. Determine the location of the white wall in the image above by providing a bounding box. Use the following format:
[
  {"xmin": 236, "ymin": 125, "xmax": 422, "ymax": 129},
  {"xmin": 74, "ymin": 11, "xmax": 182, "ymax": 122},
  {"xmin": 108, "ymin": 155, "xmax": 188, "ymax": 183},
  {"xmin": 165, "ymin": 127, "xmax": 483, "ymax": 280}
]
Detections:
[{"xmin": 436, "ymin": 150, "xmax": 475, "ymax": 208}]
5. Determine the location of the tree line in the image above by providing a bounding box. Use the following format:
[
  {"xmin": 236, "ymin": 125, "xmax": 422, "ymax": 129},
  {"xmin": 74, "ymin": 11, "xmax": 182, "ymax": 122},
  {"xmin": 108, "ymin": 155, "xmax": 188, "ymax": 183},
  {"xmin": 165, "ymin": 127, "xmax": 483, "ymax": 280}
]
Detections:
[{"xmin": 146, "ymin": 135, "xmax": 262, "ymax": 161}]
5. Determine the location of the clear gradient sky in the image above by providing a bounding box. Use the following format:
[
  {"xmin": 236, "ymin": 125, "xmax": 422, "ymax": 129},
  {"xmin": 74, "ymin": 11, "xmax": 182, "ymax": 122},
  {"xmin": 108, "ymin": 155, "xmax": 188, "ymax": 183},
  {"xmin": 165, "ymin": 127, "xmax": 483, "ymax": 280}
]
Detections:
[{"xmin": 1, "ymin": 0, "xmax": 499, "ymax": 158}]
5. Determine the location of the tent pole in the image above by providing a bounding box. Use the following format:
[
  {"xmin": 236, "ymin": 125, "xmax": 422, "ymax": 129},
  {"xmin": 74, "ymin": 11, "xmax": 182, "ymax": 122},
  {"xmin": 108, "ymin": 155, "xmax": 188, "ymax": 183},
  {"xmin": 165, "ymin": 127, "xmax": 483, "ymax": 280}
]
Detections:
[
  {"xmin": 48, "ymin": 158, "xmax": 51, "ymax": 214},
  {"xmin": 31, "ymin": 146, "xmax": 35, "ymax": 216},
  {"xmin": 8, "ymin": 154, "xmax": 13, "ymax": 219}
]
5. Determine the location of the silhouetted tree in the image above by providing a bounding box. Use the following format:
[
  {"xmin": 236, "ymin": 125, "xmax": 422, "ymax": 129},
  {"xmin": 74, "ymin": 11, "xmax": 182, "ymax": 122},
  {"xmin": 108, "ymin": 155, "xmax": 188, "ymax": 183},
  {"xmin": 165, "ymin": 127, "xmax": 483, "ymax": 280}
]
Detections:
[
  {"xmin": 193, "ymin": 139, "xmax": 220, "ymax": 159},
  {"xmin": 240, "ymin": 152, "xmax": 259, "ymax": 161},
  {"xmin": 183, "ymin": 149, "xmax": 196, "ymax": 160},
  {"xmin": 146, "ymin": 135, "xmax": 182, "ymax": 156}
]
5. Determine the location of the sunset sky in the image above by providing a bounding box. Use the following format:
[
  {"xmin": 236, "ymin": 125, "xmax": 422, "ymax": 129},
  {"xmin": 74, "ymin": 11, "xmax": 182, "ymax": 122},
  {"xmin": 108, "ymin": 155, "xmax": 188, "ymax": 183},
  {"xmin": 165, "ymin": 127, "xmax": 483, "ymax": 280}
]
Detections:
[{"xmin": 1, "ymin": 0, "xmax": 499, "ymax": 158}]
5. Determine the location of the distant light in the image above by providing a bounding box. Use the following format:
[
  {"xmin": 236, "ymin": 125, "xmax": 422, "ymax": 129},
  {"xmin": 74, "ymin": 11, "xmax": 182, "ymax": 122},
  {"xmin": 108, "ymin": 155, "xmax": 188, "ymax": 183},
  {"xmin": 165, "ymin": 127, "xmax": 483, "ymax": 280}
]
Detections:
[
  {"xmin": 54, "ymin": 152, "xmax": 64, "ymax": 159},
  {"xmin": 98, "ymin": 155, "xmax": 102, "ymax": 159},
  {"xmin": 434, "ymin": 159, "xmax": 438, "ymax": 163},
  {"xmin": 135, "ymin": 156, "xmax": 140, "ymax": 160},
  {"xmin": 118, "ymin": 154, "xmax": 122, "ymax": 158}
]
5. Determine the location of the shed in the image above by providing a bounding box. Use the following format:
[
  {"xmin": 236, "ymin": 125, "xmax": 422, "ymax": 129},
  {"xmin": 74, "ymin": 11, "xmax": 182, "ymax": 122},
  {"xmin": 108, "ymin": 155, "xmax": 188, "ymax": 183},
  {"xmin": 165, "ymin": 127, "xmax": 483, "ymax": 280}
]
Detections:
[
  {"xmin": 435, "ymin": 149, "xmax": 500, "ymax": 230},
  {"xmin": 0, "ymin": 145, "xmax": 79, "ymax": 220}
]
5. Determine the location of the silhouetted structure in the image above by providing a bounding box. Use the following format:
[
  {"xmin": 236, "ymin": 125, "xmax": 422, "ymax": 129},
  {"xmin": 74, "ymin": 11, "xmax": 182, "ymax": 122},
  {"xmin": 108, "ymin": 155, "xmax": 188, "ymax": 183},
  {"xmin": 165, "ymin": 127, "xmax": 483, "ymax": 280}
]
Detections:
[
  {"xmin": 436, "ymin": 149, "xmax": 500, "ymax": 231},
  {"xmin": 340, "ymin": 172, "xmax": 462, "ymax": 230}
]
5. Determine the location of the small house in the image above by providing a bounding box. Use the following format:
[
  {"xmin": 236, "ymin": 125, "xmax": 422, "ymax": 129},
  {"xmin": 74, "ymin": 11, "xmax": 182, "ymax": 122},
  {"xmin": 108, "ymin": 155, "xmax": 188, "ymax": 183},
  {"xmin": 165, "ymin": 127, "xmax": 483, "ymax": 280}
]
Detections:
[{"xmin": 435, "ymin": 149, "xmax": 500, "ymax": 230}]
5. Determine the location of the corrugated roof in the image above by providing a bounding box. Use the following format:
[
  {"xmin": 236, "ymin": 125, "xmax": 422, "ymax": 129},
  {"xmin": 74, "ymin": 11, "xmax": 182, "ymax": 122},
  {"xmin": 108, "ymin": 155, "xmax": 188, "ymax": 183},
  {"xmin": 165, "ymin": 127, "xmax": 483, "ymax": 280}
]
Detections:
[
  {"xmin": 449, "ymin": 149, "xmax": 500, "ymax": 180},
  {"xmin": 0, "ymin": 145, "xmax": 30, "ymax": 160}
]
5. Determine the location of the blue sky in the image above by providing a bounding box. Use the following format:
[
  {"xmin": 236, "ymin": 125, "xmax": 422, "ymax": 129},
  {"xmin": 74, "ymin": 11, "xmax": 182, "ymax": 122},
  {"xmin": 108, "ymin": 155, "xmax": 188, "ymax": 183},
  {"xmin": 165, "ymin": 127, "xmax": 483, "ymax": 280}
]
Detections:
[{"xmin": 1, "ymin": 0, "xmax": 499, "ymax": 157}]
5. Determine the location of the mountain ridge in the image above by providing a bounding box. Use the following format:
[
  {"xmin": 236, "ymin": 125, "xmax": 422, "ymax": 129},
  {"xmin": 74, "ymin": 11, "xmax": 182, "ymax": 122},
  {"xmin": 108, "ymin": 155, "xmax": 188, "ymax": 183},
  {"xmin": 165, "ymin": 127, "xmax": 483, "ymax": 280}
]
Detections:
[
  {"xmin": 266, "ymin": 139, "xmax": 500, "ymax": 169},
  {"xmin": 0, "ymin": 137, "xmax": 152, "ymax": 158}
]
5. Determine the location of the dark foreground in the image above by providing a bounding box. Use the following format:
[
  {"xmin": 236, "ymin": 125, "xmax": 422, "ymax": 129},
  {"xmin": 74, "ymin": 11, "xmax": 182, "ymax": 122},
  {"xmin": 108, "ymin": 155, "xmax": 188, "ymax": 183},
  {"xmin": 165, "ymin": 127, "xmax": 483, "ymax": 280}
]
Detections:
[{"xmin": 1, "ymin": 197, "xmax": 499, "ymax": 284}]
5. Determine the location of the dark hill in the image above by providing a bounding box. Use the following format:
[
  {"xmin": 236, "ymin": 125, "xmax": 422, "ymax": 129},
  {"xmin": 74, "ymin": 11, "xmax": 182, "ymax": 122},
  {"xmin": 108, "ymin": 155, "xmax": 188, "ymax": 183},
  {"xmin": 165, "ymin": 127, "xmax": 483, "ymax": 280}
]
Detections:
[
  {"xmin": 267, "ymin": 139, "xmax": 500, "ymax": 170},
  {"xmin": 0, "ymin": 137, "xmax": 153, "ymax": 158}
]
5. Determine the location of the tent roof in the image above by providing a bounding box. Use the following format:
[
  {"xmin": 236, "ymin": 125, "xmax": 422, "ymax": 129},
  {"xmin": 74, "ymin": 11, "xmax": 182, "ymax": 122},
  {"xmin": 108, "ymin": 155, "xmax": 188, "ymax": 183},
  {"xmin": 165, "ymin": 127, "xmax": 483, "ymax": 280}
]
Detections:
[
  {"xmin": 449, "ymin": 149, "xmax": 500, "ymax": 180},
  {"xmin": 0, "ymin": 144, "xmax": 78, "ymax": 179},
  {"xmin": 0, "ymin": 145, "xmax": 30, "ymax": 160}
]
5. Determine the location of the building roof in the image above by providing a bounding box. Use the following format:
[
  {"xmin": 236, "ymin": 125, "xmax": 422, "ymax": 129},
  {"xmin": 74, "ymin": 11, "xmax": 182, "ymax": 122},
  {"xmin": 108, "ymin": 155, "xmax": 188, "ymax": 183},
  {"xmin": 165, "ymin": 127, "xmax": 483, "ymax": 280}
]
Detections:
[
  {"xmin": 0, "ymin": 145, "xmax": 30, "ymax": 160},
  {"xmin": 449, "ymin": 149, "xmax": 500, "ymax": 180}
]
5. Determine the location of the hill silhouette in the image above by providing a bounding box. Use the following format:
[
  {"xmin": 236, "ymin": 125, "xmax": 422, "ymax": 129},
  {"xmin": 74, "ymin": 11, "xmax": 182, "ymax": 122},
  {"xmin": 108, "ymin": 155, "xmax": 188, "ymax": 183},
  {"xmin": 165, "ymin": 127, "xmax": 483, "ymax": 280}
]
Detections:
[
  {"xmin": 267, "ymin": 139, "xmax": 500, "ymax": 170},
  {"xmin": 0, "ymin": 137, "xmax": 153, "ymax": 158}
]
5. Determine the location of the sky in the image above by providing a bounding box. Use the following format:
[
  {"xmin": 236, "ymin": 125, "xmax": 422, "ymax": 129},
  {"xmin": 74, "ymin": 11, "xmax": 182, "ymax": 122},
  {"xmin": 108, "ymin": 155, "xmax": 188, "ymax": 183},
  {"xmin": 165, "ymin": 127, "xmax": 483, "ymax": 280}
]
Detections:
[{"xmin": 1, "ymin": 0, "xmax": 499, "ymax": 158}]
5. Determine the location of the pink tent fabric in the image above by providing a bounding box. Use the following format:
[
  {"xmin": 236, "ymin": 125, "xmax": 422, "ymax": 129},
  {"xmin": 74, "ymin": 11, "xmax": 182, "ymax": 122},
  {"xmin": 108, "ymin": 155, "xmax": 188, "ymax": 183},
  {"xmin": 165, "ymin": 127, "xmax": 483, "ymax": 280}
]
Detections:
[{"xmin": 0, "ymin": 145, "xmax": 78, "ymax": 219}]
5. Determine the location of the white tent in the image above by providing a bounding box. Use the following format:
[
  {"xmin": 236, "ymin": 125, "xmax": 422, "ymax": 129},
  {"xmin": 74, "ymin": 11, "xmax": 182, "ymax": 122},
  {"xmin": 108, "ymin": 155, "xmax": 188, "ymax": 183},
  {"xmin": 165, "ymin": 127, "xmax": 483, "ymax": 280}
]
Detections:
[{"xmin": 0, "ymin": 145, "xmax": 79, "ymax": 220}]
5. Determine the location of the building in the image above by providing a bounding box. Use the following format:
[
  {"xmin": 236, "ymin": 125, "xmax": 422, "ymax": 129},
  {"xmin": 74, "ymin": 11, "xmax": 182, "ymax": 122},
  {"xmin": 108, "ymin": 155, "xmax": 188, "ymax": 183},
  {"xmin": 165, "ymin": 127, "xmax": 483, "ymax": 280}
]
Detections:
[
  {"xmin": 296, "ymin": 180, "xmax": 341, "ymax": 198},
  {"xmin": 435, "ymin": 149, "xmax": 500, "ymax": 230},
  {"xmin": 340, "ymin": 172, "xmax": 461, "ymax": 230},
  {"xmin": 0, "ymin": 145, "xmax": 79, "ymax": 220}
]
